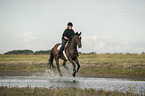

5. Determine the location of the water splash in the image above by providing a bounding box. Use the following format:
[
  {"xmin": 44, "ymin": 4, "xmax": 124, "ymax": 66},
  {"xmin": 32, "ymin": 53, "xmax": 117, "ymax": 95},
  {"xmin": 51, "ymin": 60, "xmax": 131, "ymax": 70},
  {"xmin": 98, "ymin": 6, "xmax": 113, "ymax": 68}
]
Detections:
[
  {"xmin": 44, "ymin": 66, "xmax": 74, "ymax": 78},
  {"xmin": 1, "ymin": 66, "xmax": 145, "ymax": 95},
  {"xmin": 0, "ymin": 76, "xmax": 145, "ymax": 95}
]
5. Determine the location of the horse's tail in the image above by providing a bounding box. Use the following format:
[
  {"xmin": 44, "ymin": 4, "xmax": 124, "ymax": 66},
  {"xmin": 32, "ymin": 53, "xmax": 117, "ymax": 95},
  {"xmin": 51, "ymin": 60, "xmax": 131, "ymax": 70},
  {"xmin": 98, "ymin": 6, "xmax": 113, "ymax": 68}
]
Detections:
[{"xmin": 48, "ymin": 50, "xmax": 55, "ymax": 68}]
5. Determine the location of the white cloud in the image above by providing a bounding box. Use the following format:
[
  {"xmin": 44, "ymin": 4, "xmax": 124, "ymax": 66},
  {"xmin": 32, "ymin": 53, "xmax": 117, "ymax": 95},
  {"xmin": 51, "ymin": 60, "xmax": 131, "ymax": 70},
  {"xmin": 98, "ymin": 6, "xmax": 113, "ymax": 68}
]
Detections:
[
  {"xmin": 96, "ymin": 41, "xmax": 106, "ymax": 49},
  {"xmin": 22, "ymin": 32, "xmax": 37, "ymax": 42},
  {"xmin": 81, "ymin": 35, "xmax": 145, "ymax": 53},
  {"xmin": 92, "ymin": 35, "xmax": 98, "ymax": 40},
  {"xmin": 120, "ymin": 8, "xmax": 145, "ymax": 17}
]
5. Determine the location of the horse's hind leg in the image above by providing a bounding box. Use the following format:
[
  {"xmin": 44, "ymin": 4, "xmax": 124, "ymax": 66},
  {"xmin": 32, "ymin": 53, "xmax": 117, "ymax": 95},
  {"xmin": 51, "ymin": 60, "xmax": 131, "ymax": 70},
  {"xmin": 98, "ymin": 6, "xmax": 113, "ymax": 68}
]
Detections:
[
  {"xmin": 51, "ymin": 63, "xmax": 55, "ymax": 68},
  {"xmin": 48, "ymin": 62, "xmax": 55, "ymax": 68},
  {"xmin": 55, "ymin": 58, "xmax": 62, "ymax": 77},
  {"xmin": 62, "ymin": 60, "xmax": 70, "ymax": 73}
]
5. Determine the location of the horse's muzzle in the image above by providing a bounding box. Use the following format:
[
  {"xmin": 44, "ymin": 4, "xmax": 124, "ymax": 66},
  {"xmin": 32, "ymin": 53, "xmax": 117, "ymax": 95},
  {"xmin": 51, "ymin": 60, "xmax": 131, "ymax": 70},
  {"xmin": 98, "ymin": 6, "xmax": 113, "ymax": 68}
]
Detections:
[{"xmin": 78, "ymin": 45, "xmax": 82, "ymax": 48}]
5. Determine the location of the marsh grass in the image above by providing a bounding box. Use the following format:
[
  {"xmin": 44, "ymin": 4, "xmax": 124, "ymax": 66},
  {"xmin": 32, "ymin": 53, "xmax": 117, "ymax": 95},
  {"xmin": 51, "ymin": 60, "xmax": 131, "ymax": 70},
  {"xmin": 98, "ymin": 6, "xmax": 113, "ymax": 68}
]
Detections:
[
  {"xmin": 0, "ymin": 54, "xmax": 145, "ymax": 77},
  {"xmin": 0, "ymin": 86, "xmax": 141, "ymax": 96},
  {"xmin": 78, "ymin": 54, "xmax": 145, "ymax": 77}
]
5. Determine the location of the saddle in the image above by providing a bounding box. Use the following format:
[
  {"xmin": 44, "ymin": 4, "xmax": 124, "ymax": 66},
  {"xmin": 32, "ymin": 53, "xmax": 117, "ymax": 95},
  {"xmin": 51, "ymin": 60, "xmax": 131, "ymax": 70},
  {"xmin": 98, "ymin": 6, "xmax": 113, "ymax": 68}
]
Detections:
[{"xmin": 57, "ymin": 42, "xmax": 68, "ymax": 60}]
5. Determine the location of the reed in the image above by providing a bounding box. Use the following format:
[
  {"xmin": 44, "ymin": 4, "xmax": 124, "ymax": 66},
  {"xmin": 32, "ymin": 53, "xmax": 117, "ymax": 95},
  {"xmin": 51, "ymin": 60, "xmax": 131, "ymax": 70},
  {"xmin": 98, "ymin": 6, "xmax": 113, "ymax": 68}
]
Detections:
[{"xmin": 0, "ymin": 86, "xmax": 142, "ymax": 96}]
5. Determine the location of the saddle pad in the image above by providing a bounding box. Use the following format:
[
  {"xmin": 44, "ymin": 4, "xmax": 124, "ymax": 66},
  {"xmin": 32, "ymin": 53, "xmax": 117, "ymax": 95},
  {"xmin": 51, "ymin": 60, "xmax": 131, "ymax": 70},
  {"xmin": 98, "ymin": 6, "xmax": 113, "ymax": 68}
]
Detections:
[{"xmin": 57, "ymin": 45, "xmax": 68, "ymax": 60}]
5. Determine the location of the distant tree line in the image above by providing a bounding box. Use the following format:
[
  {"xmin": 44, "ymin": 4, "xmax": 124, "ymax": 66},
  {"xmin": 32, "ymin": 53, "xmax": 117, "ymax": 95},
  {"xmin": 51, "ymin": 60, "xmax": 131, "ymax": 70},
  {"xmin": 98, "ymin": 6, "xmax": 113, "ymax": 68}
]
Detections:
[
  {"xmin": 34, "ymin": 50, "xmax": 51, "ymax": 55},
  {"xmin": 3, "ymin": 50, "xmax": 94, "ymax": 55},
  {"xmin": 2, "ymin": 50, "xmax": 145, "ymax": 55},
  {"xmin": 4, "ymin": 50, "xmax": 97, "ymax": 55},
  {"xmin": 4, "ymin": 50, "xmax": 51, "ymax": 55}
]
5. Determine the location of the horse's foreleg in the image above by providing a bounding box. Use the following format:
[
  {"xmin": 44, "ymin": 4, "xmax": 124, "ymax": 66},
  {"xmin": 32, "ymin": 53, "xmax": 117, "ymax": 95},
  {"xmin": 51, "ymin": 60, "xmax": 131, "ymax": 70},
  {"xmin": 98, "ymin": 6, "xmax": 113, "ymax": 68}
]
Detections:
[
  {"xmin": 62, "ymin": 60, "xmax": 67, "ymax": 66},
  {"xmin": 69, "ymin": 58, "xmax": 76, "ymax": 77},
  {"xmin": 74, "ymin": 58, "xmax": 80, "ymax": 72}
]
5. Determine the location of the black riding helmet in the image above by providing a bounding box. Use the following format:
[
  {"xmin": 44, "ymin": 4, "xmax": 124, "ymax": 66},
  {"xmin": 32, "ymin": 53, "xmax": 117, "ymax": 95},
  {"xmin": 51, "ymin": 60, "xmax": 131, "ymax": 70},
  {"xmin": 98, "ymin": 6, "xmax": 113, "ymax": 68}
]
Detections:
[{"xmin": 67, "ymin": 22, "xmax": 73, "ymax": 26}]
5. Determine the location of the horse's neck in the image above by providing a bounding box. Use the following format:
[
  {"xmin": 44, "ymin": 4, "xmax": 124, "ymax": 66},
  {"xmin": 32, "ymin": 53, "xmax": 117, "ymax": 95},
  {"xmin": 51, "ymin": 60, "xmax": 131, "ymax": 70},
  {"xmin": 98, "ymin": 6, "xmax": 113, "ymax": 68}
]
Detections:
[{"xmin": 68, "ymin": 38, "xmax": 77, "ymax": 50}]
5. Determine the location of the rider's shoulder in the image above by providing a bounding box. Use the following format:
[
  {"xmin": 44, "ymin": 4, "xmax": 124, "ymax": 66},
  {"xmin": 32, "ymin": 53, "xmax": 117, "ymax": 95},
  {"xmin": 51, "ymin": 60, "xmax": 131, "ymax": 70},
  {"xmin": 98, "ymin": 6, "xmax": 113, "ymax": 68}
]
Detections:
[
  {"xmin": 64, "ymin": 28, "xmax": 68, "ymax": 31},
  {"xmin": 71, "ymin": 29, "xmax": 74, "ymax": 31}
]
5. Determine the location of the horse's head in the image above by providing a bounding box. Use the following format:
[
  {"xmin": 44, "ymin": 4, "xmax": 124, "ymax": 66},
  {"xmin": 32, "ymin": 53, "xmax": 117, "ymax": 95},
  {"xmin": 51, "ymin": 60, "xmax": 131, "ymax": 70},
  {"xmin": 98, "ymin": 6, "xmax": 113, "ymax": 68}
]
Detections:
[{"xmin": 73, "ymin": 32, "xmax": 82, "ymax": 48}]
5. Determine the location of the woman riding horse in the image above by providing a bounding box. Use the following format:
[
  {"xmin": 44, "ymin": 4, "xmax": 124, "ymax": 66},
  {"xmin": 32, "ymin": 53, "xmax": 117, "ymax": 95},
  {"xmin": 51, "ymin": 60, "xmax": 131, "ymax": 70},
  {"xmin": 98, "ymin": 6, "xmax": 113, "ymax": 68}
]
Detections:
[
  {"xmin": 57, "ymin": 22, "xmax": 74, "ymax": 58},
  {"xmin": 48, "ymin": 22, "xmax": 82, "ymax": 77}
]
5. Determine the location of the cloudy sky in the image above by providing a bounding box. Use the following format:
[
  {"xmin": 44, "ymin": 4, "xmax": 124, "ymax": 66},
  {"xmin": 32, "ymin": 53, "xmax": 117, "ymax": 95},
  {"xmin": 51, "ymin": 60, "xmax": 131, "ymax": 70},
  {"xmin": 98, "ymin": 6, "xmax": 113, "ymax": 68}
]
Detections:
[{"xmin": 0, "ymin": 0, "xmax": 145, "ymax": 54}]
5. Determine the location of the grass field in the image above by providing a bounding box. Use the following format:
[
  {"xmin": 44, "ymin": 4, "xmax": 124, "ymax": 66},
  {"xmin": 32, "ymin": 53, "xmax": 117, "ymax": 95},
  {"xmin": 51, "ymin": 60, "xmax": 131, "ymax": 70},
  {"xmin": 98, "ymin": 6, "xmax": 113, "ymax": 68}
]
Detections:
[
  {"xmin": 0, "ymin": 54, "xmax": 145, "ymax": 96},
  {"xmin": 0, "ymin": 86, "xmax": 142, "ymax": 96},
  {"xmin": 0, "ymin": 54, "xmax": 145, "ymax": 78}
]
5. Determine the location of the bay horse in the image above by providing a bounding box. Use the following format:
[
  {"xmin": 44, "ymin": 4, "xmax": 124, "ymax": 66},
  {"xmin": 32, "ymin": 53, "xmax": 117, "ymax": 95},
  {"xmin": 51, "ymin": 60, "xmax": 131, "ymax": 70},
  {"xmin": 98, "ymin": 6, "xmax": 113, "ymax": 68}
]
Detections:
[{"xmin": 48, "ymin": 32, "xmax": 82, "ymax": 77}]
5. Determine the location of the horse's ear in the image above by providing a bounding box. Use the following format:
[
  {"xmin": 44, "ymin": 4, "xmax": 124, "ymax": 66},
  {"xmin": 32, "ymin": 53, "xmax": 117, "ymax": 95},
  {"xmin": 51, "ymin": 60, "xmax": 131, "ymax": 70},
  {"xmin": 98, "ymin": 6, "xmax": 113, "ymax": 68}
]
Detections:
[
  {"xmin": 73, "ymin": 32, "xmax": 78, "ymax": 36},
  {"xmin": 79, "ymin": 32, "xmax": 82, "ymax": 35}
]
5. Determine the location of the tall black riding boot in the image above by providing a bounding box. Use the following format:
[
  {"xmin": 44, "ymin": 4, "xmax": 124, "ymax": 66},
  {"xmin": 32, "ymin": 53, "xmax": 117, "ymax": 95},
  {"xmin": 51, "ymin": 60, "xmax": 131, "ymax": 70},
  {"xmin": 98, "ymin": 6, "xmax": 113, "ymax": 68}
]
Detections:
[{"xmin": 57, "ymin": 39, "xmax": 67, "ymax": 58}]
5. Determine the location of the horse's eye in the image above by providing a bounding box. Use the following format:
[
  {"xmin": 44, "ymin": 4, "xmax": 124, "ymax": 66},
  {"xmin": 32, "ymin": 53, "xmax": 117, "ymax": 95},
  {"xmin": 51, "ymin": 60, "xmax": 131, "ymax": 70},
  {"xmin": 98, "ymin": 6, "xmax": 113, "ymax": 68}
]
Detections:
[
  {"xmin": 78, "ymin": 36, "xmax": 81, "ymax": 39},
  {"xmin": 79, "ymin": 36, "xmax": 81, "ymax": 39}
]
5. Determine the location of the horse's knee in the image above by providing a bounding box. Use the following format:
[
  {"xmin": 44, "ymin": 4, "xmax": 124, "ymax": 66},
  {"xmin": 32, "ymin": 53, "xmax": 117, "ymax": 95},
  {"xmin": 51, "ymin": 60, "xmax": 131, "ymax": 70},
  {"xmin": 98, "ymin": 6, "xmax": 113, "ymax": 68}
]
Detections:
[
  {"xmin": 77, "ymin": 64, "xmax": 80, "ymax": 68},
  {"xmin": 71, "ymin": 62, "xmax": 77, "ymax": 72},
  {"xmin": 77, "ymin": 67, "xmax": 80, "ymax": 72},
  {"xmin": 73, "ymin": 64, "xmax": 76, "ymax": 69},
  {"xmin": 74, "ymin": 64, "xmax": 76, "ymax": 67},
  {"xmin": 78, "ymin": 65, "xmax": 80, "ymax": 69}
]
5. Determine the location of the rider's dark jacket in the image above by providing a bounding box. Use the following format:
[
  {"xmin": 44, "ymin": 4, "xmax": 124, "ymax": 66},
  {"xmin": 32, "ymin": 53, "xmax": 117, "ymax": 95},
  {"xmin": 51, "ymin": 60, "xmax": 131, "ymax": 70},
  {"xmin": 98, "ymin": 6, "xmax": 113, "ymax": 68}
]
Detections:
[
  {"xmin": 62, "ymin": 28, "xmax": 74, "ymax": 41},
  {"xmin": 58, "ymin": 28, "xmax": 74, "ymax": 56}
]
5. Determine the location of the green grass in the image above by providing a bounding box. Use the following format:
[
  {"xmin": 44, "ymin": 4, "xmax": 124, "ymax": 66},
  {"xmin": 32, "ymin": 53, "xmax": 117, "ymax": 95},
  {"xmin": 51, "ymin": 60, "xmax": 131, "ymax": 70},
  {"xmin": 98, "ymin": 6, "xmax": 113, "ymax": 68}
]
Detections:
[
  {"xmin": 0, "ymin": 54, "xmax": 48, "ymax": 61},
  {"xmin": 0, "ymin": 55, "xmax": 48, "ymax": 72},
  {"xmin": 0, "ymin": 86, "xmax": 142, "ymax": 96},
  {"xmin": 0, "ymin": 54, "xmax": 145, "ymax": 77},
  {"xmin": 78, "ymin": 54, "xmax": 145, "ymax": 77}
]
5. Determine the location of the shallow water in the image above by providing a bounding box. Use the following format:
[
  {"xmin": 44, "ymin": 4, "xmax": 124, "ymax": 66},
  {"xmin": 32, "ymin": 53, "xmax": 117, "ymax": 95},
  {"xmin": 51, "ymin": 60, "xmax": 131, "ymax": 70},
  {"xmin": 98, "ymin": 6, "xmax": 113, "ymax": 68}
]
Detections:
[{"xmin": 0, "ymin": 75, "xmax": 145, "ymax": 95}]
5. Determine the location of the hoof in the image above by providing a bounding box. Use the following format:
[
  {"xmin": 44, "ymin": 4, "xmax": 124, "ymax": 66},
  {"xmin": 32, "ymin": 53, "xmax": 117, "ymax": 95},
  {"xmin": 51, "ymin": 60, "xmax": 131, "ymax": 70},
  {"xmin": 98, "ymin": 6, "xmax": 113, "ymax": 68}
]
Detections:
[
  {"xmin": 60, "ymin": 74, "xmax": 62, "ymax": 77},
  {"xmin": 72, "ymin": 71, "xmax": 76, "ymax": 77},
  {"xmin": 52, "ymin": 66, "xmax": 55, "ymax": 68}
]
